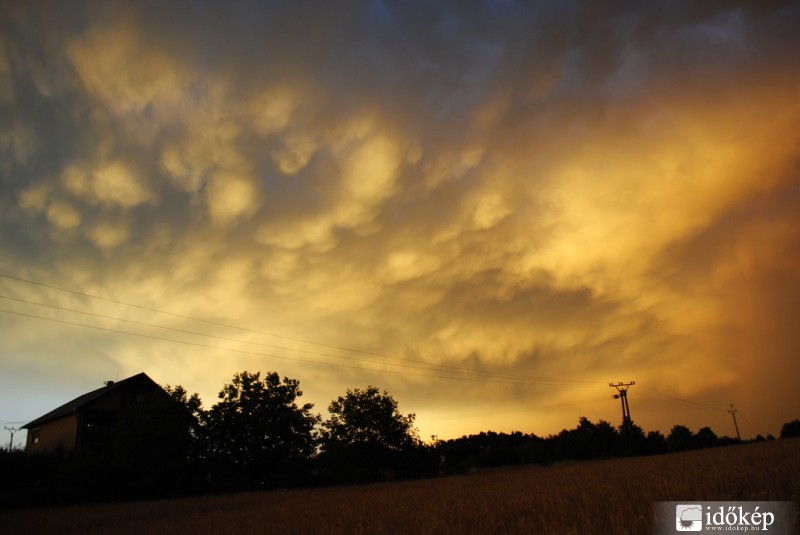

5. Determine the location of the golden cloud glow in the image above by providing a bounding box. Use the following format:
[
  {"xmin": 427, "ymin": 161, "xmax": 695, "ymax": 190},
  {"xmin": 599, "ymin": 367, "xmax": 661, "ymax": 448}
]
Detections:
[
  {"xmin": 206, "ymin": 170, "xmax": 259, "ymax": 226},
  {"xmin": 45, "ymin": 200, "xmax": 81, "ymax": 230},
  {"xmin": 67, "ymin": 25, "xmax": 188, "ymax": 118}
]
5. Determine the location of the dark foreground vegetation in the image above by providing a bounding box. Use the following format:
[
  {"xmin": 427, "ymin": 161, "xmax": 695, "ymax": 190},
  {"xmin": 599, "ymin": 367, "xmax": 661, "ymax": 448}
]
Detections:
[
  {"xmin": 2, "ymin": 369, "xmax": 799, "ymax": 509},
  {"xmin": 1, "ymin": 439, "xmax": 798, "ymax": 535}
]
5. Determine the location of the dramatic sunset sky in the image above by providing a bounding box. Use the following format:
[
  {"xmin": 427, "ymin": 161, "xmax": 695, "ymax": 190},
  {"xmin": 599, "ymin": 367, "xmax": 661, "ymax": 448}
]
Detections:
[{"xmin": 1, "ymin": 1, "xmax": 799, "ymax": 446}]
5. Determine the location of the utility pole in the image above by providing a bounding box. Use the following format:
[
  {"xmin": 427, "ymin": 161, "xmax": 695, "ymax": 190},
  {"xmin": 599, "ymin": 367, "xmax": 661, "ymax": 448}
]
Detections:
[
  {"xmin": 728, "ymin": 404, "xmax": 741, "ymax": 441},
  {"xmin": 4, "ymin": 426, "xmax": 18, "ymax": 451},
  {"xmin": 609, "ymin": 382, "xmax": 635, "ymax": 445}
]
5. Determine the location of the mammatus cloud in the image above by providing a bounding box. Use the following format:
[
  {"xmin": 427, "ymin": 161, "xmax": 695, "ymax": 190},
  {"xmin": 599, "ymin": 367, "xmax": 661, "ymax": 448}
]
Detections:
[{"xmin": 0, "ymin": 1, "xmax": 798, "ymax": 441}]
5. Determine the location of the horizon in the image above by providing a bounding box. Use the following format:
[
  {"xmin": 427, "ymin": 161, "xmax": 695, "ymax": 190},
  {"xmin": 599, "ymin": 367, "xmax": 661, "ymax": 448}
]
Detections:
[{"xmin": 4, "ymin": 355, "xmax": 780, "ymax": 446}]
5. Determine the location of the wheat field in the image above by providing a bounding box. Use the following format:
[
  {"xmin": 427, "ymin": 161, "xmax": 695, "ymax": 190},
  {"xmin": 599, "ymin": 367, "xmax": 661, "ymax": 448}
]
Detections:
[{"xmin": 3, "ymin": 438, "xmax": 798, "ymax": 535}]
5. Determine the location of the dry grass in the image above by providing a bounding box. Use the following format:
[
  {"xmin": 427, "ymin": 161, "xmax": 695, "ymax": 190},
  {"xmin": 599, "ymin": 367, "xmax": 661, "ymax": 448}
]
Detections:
[{"xmin": 3, "ymin": 438, "xmax": 798, "ymax": 534}]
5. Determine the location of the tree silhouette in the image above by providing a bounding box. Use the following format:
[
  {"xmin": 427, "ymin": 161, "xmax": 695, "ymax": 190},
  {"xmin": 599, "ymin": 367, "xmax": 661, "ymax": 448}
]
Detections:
[
  {"xmin": 161, "ymin": 384, "xmax": 206, "ymax": 480},
  {"xmin": 643, "ymin": 430, "xmax": 667, "ymax": 455},
  {"xmin": 667, "ymin": 425, "xmax": 694, "ymax": 452},
  {"xmin": 163, "ymin": 384, "xmax": 203, "ymax": 420},
  {"xmin": 693, "ymin": 426, "xmax": 718, "ymax": 449},
  {"xmin": 319, "ymin": 386, "xmax": 422, "ymax": 482},
  {"xmin": 556, "ymin": 417, "xmax": 624, "ymax": 459},
  {"xmin": 780, "ymin": 419, "xmax": 800, "ymax": 438},
  {"xmin": 204, "ymin": 371, "xmax": 319, "ymax": 489}
]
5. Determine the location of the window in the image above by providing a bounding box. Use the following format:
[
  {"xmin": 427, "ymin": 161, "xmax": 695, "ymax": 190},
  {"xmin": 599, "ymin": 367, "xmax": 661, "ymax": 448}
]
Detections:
[{"xmin": 32, "ymin": 429, "xmax": 40, "ymax": 444}]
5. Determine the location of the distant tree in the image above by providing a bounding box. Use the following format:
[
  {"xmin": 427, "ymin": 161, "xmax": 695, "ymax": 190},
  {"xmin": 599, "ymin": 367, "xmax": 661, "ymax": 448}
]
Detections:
[
  {"xmin": 593, "ymin": 419, "xmax": 620, "ymax": 457},
  {"xmin": 643, "ymin": 430, "xmax": 668, "ymax": 455},
  {"xmin": 322, "ymin": 385, "xmax": 418, "ymax": 452},
  {"xmin": 624, "ymin": 422, "xmax": 647, "ymax": 455},
  {"xmin": 558, "ymin": 417, "xmax": 619, "ymax": 460},
  {"xmin": 470, "ymin": 430, "xmax": 530, "ymax": 468},
  {"xmin": 517, "ymin": 432, "xmax": 552, "ymax": 465},
  {"xmin": 717, "ymin": 435, "xmax": 740, "ymax": 447},
  {"xmin": 435, "ymin": 430, "xmax": 550, "ymax": 472},
  {"xmin": 319, "ymin": 386, "xmax": 422, "ymax": 482},
  {"xmin": 780, "ymin": 419, "xmax": 800, "ymax": 439},
  {"xmin": 556, "ymin": 421, "xmax": 590, "ymax": 460},
  {"xmin": 693, "ymin": 427, "xmax": 718, "ymax": 449},
  {"xmin": 204, "ymin": 371, "xmax": 319, "ymax": 489},
  {"xmin": 667, "ymin": 425, "xmax": 694, "ymax": 452}
]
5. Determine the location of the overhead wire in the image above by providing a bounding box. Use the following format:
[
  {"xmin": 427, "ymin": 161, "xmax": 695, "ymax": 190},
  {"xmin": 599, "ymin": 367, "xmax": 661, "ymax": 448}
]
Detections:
[
  {"xmin": 4, "ymin": 272, "xmax": 581, "ymax": 382},
  {"xmin": 732, "ymin": 410, "xmax": 768, "ymax": 438},
  {"xmin": 1, "ymin": 275, "xmax": 751, "ymax": 437},
  {"xmin": 0, "ymin": 293, "xmax": 521, "ymax": 383},
  {"xmin": 0, "ymin": 305, "xmax": 608, "ymax": 387},
  {"xmin": 635, "ymin": 384, "xmax": 729, "ymax": 412},
  {"xmin": 2, "ymin": 275, "xmax": 760, "ymax": 436},
  {"xmin": 5, "ymin": 272, "xmax": 734, "ymax": 421},
  {"xmin": 0, "ymin": 272, "xmax": 605, "ymax": 387},
  {"xmin": 426, "ymin": 395, "xmax": 614, "ymax": 422}
]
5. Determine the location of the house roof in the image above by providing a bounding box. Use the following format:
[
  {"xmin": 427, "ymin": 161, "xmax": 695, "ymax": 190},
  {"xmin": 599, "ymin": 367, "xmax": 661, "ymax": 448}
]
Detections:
[{"xmin": 22, "ymin": 372, "xmax": 159, "ymax": 429}]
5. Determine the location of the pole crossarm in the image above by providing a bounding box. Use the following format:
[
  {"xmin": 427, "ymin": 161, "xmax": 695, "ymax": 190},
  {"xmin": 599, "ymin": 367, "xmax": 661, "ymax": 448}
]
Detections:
[{"xmin": 609, "ymin": 381, "xmax": 635, "ymax": 391}]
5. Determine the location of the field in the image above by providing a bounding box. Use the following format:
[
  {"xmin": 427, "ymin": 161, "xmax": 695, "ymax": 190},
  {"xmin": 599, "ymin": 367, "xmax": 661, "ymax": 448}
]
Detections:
[{"xmin": 3, "ymin": 438, "xmax": 798, "ymax": 534}]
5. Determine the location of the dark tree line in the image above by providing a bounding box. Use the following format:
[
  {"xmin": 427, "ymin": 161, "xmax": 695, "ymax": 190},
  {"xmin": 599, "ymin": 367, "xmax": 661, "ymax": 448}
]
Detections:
[
  {"xmin": 434, "ymin": 419, "xmax": 748, "ymax": 475},
  {"xmin": 0, "ymin": 371, "xmax": 430, "ymax": 507},
  {"xmin": 2, "ymin": 370, "xmax": 798, "ymax": 508}
]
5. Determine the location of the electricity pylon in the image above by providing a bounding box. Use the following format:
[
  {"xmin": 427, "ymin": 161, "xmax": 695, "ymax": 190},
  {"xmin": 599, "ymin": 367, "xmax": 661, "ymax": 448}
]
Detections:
[
  {"xmin": 610, "ymin": 382, "xmax": 635, "ymax": 445},
  {"xmin": 728, "ymin": 404, "xmax": 741, "ymax": 441}
]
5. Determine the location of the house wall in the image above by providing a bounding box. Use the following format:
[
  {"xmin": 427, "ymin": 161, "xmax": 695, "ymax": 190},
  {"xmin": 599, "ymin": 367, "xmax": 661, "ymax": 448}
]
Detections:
[
  {"xmin": 26, "ymin": 414, "xmax": 77, "ymax": 453},
  {"xmin": 24, "ymin": 374, "xmax": 168, "ymax": 454}
]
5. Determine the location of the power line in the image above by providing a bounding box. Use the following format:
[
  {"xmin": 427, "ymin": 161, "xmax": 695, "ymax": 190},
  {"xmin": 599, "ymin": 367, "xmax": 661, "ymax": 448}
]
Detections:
[
  {"xmin": 0, "ymin": 273, "xmax": 603, "ymax": 387},
  {"xmin": 0, "ymin": 296, "xmax": 599, "ymax": 386},
  {"xmin": 733, "ymin": 410, "xmax": 768, "ymax": 439},
  {"xmin": 0, "ymin": 271, "xmax": 403, "ymax": 353},
  {"xmin": 0, "ymin": 273, "xmax": 747, "ymax": 435},
  {"xmin": 636, "ymin": 385, "xmax": 727, "ymax": 411},
  {"xmin": 0, "ymin": 306, "xmax": 599, "ymax": 387},
  {"xmin": 0, "ymin": 293, "xmax": 527, "ymax": 383},
  {"xmin": 426, "ymin": 395, "xmax": 613, "ymax": 422},
  {"xmin": 1, "ymin": 276, "xmax": 758, "ymax": 441}
]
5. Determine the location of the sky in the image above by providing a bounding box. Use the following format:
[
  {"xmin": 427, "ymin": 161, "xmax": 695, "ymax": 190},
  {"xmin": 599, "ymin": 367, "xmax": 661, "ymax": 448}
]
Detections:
[{"xmin": 1, "ymin": 0, "xmax": 799, "ymax": 447}]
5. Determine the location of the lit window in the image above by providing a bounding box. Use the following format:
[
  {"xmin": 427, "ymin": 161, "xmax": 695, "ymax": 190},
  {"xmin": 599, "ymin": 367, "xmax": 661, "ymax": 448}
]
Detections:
[{"xmin": 32, "ymin": 429, "xmax": 40, "ymax": 444}]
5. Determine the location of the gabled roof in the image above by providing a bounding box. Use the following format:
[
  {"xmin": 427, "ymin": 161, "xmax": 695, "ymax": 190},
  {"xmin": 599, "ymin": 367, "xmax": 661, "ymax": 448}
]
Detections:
[{"xmin": 22, "ymin": 372, "xmax": 159, "ymax": 429}]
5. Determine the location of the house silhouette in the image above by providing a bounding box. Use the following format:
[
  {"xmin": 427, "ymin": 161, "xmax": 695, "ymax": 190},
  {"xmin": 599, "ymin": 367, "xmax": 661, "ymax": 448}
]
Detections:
[{"xmin": 22, "ymin": 372, "xmax": 168, "ymax": 453}]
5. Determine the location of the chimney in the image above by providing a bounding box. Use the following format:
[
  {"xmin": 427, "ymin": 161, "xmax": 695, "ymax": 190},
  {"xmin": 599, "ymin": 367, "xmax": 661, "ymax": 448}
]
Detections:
[{"xmin": 104, "ymin": 380, "xmax": 115, "ymax": 387}]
